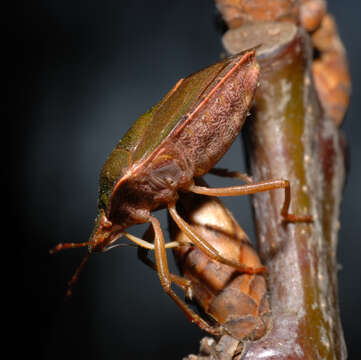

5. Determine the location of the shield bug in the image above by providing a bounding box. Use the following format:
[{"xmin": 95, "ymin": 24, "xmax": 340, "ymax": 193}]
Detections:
[{"xmin": 51, "ymin": 50, "xmax": 311, "ymax": 334}]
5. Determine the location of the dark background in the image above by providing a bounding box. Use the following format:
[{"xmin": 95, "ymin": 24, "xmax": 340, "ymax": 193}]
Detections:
[{"xmin": 9, "ymin": 1, "xmax": 360, "ymax": 359}]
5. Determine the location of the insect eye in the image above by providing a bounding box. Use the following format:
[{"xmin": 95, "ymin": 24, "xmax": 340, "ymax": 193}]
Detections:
[
  {"xmin": 100, "ymin": 216, "xmax": 112, "ymax": 228},
  {"xmin": 165, "ymin": 177, "xmax": 175, "ymax": 186}
]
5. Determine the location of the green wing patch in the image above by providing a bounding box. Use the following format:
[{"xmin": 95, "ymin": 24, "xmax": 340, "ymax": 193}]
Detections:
[
  {"xmin": 133, "ymin": 60, "xmax": 229, "ymax": 163},
  {"xmin": 98, "ymin": 54, "xmax": 242, "ymax": 212}
]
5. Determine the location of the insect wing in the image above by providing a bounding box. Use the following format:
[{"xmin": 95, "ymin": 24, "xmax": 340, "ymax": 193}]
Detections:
[{"xmin": 132, "ymin": 52, "xmax": 255, "ymax": 164}]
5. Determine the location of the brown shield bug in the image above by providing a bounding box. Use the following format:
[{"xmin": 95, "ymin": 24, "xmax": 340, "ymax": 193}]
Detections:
[{"xmin": 51, "ymin": 50, "xmax": 311, "ymax": 335}]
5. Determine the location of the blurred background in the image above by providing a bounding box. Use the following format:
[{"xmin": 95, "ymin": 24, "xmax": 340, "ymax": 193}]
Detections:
[{"xmin": 9, "ymin": 1, "xmax": 360, "ymax": 359}]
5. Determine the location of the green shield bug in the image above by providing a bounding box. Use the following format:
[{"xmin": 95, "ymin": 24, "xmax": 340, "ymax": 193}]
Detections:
[{"xmin": 51, "ymin": 50, "xmax": 311, "ymax": 335}]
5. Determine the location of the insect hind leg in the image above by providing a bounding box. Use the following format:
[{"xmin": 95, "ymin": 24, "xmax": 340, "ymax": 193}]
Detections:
[{"xmin": 190, "ymin": 175, "xmax": 313, "ymax": 223}]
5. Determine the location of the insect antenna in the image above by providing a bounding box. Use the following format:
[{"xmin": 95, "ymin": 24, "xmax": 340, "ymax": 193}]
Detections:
[
  {"xmin": 49, "ymin": 241, "xmax": 91, "ymax": 254},
  {"xmin": 50, "ymin": 241, "xmax": 92, "ymax": 297},
  {"xmin": 66, "ymin": 252, "xmax": 90, "ymax": 298},
  {"xmin": 102, "ymin": 242, "xmax": 137, "ymax": 252}
]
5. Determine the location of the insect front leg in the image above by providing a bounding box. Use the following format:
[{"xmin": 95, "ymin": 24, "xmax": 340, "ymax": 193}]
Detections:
[
  {"xmin": 137, "ymin": 246, "xmax": 193, "ymax": 299},
  {"xmin": 137, "ymin": 225, "xmax": 193, "ymax": 299},
  {"xmin": 148, "ymin": 216, "xmax": 224, "ymax": 336}
]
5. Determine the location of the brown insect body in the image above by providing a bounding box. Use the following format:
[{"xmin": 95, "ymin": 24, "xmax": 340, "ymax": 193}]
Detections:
[
  {"xmin": 94, "ymin": 51, "xmax": 259, "ymax": 248},
  {"xmin": 170, "ymin": 190, "xmax": 271, "ymax": 340},
  {"xmin": 53, "ymin": 49, "xmax": 310, "ymax": 333}
]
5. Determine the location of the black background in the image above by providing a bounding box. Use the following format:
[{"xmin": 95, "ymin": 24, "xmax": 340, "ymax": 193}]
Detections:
[{"xmin": 9, "ymin": 1, "xmax": 361, "ymax": 359}]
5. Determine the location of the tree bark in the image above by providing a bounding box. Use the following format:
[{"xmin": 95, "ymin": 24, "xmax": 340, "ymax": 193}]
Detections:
[{"xmin": 238, "ymin": 23, "xmax": 346, "ymax": 360}]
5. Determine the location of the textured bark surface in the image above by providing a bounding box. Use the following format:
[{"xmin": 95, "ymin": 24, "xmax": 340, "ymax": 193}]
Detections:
[
  {"xmin": 299, "ymin": 0, "xmax": 326, "ymax": 32},
  {"xmin": 311, "ymin": 14, "xmax": 351, "ymax": 126},
  {"xmin": 217, "ymin": 0, "xmax": 351, "ymax": 127},
  {"xmin": 240, "ymin": 25, "xmax": 346, "ymax": 360},
  {"xmin": 215, "ymin": 0, "xmax": 299, "ymax": 29},
  {"xmin": 185, "ymin": 8, "xmax": 348, "ymax": 360}
]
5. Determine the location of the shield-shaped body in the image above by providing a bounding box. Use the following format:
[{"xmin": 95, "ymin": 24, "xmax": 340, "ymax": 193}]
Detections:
[{"xmin": 95, "ymin": 51, "xmax": 259, "ymax": 245}]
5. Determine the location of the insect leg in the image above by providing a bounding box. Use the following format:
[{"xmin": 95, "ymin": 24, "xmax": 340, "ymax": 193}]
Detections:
[
  {"xmin": 148, "ymin": 215, "xmax": 224, "ymax": 336},
  {"xmin": 137, "ymin": 224, "xmax": 193, "ymax": 295},
  {"xmin": 168, "ymin": 203, "xmax": 266, "ymax": 274},
  {"xmin": 137, "ymin": 246, "xmax": 193, "ymax": 298},
  {"xmin": 188, "ymin": 179, "xmax": 313, "ymax": 223}
]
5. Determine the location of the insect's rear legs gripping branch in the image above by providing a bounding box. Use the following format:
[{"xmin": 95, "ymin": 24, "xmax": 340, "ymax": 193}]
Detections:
[
  {"xmin": 189, "ymin": 174, "xmax": 313, "ymax": 224},
  {"xmin": 148, "ymin": 216, "xmax": 224, "ymax": 336}
]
